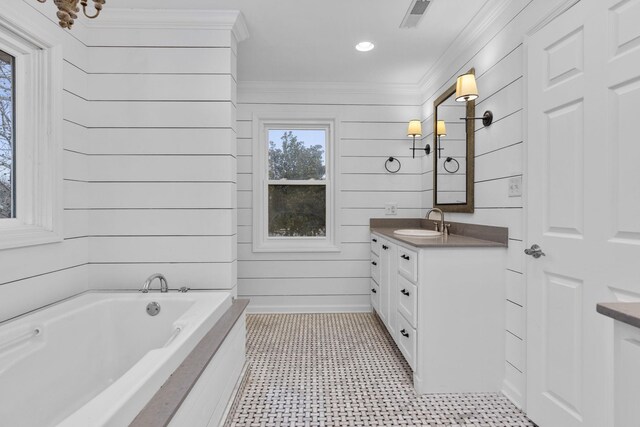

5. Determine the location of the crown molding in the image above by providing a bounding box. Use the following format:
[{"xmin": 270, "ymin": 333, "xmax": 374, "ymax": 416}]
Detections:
[
  {"xmin": 238, "ymin": 80, "xmax": 422, "ymax": 104},
  {"xmin": 416, "ymin": 0, "xmax": 515, "ymax": 101},
  {"xmin": 81, "ymin": 9, "xmax": 249, "ymax": 41}
]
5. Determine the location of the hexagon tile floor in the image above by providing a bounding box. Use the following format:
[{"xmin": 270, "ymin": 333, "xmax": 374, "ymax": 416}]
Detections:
[{"xmin": 224, "ymin": 313, "xmax": 535, "ymax": 427}]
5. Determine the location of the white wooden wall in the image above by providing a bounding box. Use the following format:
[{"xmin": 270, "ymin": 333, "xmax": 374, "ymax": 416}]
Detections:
[
  {"xmin": 0, "ymin": 3, "xmax": 242, "ymax": 324},
  {"xmin": 418, "ymin": 0, "xmax": 572, "ymax": 408},
  {"xmin": 0, "ymin": 1, "xmax": 90, "ymax": 324},
  {"xmin": 236, "ymin": 88, "xmax": 422, "ymax": 312},
  {"xmin": 81, "ymin": 26, "xmax": 240, "ymax": 293}
]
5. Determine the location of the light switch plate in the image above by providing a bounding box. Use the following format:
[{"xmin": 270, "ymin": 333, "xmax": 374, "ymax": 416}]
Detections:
[
  {"xmin": 508, "ymin": 176, "xmax": 523, "ymax": 197},
  {"xmin": 384, "ymin": 203, "xmax": 398, "ymax": 215}
]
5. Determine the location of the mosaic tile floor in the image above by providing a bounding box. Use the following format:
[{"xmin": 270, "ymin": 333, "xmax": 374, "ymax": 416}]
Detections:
[{"xmin": 224, "ymin": 313, "xmax": 534, "ymax": 427}]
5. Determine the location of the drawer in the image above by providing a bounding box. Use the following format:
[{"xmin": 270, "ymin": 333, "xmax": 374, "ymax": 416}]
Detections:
[
  {"xmin": 370, "ymin": 234, "xmax": 381, "ymax": 255},
  {"xmin": 370, "ymin": 279, "xmax": 380, "ymax": 312},
  {"xmin": 371, "ymin": 253, "xmax": 380, "ymax": 284},
  {"xmin": 398, "ymin": 247, "xmax": 418, "ymax": 283},
  {"xmin": 397, "ymin": 313, "xmax": 417, "ymax": 370},
  {"xmin": 397, "ymin": 275, "xmax": 417, "ymax": 328}
]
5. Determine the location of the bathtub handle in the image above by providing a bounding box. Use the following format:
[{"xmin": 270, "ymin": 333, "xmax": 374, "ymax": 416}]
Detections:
[
  {"xmin": 0, "ymin": 328, "xmax": 41, "ymax": 353},
  {"xmin": 163, "ymin": 327, "xmax": 182, "ymax": 348}
]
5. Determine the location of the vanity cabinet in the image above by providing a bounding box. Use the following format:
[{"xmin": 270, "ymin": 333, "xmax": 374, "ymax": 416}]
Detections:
[
  {"xmin": 614, "ymin": 322, "xmax": 640, "ymax": 427},
  {"xmin": 370, "ymin": 231, "xmax": 506, "ymax": 394}
]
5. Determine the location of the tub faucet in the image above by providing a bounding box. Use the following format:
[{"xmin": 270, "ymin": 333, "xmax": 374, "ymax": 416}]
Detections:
[
  {"xmin": 425, "ymin": 208, "xmax": 445, "ymax": 233},
  {"xmin": 141, "ymin": 273, "xmax": 169, "ymax": 293}
]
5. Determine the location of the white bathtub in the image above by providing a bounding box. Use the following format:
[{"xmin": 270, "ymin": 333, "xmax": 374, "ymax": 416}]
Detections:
[{"xmin": 0, "ymin": 291, "xmax": 242, "ymax": 427}]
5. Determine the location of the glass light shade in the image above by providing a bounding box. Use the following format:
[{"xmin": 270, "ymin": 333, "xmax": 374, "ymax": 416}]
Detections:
[
  {"xmin": 407, "ymin": 120, "xmax": 422, "ymax": 137},
  {"xmin": 456, "ymin": 73, "xmax": 479, "ymax": 102},
  {"xmin": 436, "ymin": 120, "xmax": 447, "ymax": 136}
]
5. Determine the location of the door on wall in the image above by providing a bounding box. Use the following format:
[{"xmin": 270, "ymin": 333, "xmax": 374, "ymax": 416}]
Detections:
[
  {"xmin": 527, "ymin": 0, "xmax": 640, "ymax": 427},
  {"xmin": 526, "ymin": 0, "xmax": 640, "ymax": 426}
]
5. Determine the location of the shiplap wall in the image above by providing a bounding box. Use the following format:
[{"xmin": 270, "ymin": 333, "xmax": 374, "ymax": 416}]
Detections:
[
  {"xmin": 418, "ymin": 0, "xmax": 569, "ymax": 408},
  {"xmin": 81, "ymin": 22, "xmax": 241, "ymax": 292},
  {"xmin": 236, "ymin": 88, "xmax": 422, "ymax": 312},
  {"xmin": 0, "ymin": 1, "xmax": 90, "ymax": 324}
]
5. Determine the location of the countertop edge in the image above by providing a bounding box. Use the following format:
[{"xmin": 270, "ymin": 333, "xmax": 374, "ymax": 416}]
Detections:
[{"xmin": 597, "ymin": 302, "xmax": 640, "ymax": 330}]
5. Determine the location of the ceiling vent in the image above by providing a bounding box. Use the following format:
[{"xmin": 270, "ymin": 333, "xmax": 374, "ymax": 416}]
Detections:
[{"xmin": 400, "ymin": 0, "xmax": 431, "ymax": 28}]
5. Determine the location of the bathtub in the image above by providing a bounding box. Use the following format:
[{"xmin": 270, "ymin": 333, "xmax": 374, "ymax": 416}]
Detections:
[{"xmin": 0, "ymin": 291, "xmax": 246, "ymax": 427}]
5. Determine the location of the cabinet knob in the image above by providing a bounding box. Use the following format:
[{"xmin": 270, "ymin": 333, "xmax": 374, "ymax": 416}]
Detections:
[
  {"xmin": 401, "ymin": 289, "xmax": 410, "ymax": 296},
  {"xmin": 371, "ymin": 261, "xmax": 377, "ymax": 266},
  {"xmin": 401, "ymin": 254, "xmax": 410, "ymax": 260},
  {"xmin": 372, "ymin": 238, "xmax": 377, "ymax": 243},
  {"xmin": 371, "ymin": 288, "xmax": 377, "ymax": 293},
  {"xmin": 382, "ymin": 245, "xmax": 389, "ymax": 250},
  {"xmin": 401, "ymin": 329, "xmax": 409, "ymax": 338}
]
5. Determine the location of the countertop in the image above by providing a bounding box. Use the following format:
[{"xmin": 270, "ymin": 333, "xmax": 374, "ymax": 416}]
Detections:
[
  {"xmin": 371, "ymin": 227, "xmax": 506, "ymax": 248},
  {"xmin": 597, "ymin": 302, "xmax": 640, "ymax": 330},
  {"xmin": 370, "ymin": 218, "xmax": 508, "ymax": 248}
]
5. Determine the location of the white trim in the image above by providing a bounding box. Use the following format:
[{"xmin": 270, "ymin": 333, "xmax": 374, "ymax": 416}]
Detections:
[
  {"xmin": 525, "ymin": 0, "xmax": 581, "ymax": 37},
  {"xmin": 246, "ymin": 304, "xmax": 371, "ymax": 314},
  {"xmin": 239, "ymin": 80, "xmax": 420, "ymax": 99},
  {"xmin": 416, "ymin": 0, "xmax": 518, "ymax": 103},
  {"xmin": 252, "ymin": 113, "xmax": 340, "ymax": 253},
  {"xmin": 0, "ymin": 8, "xmax": 63, "ymax": 250},
  {"xmin": 81, "ymin": 8, "xmax": 249, "ymax": 42}
]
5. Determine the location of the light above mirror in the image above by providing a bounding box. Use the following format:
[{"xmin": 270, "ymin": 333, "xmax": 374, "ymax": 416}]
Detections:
[{"xmin": 455, "ymin": 73, "xmax": 479, "ymax": 102}]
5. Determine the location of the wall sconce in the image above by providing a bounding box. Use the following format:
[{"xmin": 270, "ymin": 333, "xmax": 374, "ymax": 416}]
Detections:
[
  {"xmin": 456, "ymin": 72, "xmax": 494, "ymax": 126},
  {"xmin": 436, "ymin": 120, "xmax": 446, "ymax": 159},
  {"xmin": 407, "ymin": 120, "xmax": 430, "ymax": 158}
]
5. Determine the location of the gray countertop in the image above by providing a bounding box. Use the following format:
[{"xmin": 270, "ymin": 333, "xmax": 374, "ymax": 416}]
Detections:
[
  {"xmin": 370, "ymin": 218, "xmax": 508, "ymax": 248},
  {"xmin": 597, "ymin": 302, "xmax": 640, "ymax": 330},
  {"xmin": 371, "ymin": 227, "xmax": 507, "ymax": 248}
]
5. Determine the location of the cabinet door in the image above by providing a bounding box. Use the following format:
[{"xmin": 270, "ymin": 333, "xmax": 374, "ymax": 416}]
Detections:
[{"xmin": 378, "ymin": 239, "xmax": 398, "ymax": 337}]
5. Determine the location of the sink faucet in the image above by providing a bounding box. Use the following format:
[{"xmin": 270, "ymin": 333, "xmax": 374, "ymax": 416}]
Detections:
[
  {"xmin": 425, "ymin": 208, "xmax": 445, "ymax": 234},
  {"xmin": 140, "ymin": 273, "xmax": 169, "ymax": 293}
]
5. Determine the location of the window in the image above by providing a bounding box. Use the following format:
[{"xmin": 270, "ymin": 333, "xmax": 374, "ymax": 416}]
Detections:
[
  {"xmin": 0, "ymin": 50, "xmax": 15, "ymax": 219},
  {"xmin": 0, "ymin": 20, "xmax": 63, "ymax": 250},
  {"xmin": 253, "ymin": 116, "xmax": 338, "ymax": 252}
]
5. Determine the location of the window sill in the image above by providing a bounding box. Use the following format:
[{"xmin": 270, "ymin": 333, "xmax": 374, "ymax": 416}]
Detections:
[
  {"xmin": 252, "ymin": 244, "xmax": 341, "ymax": 253},
  {"xmin": 0, "ymin": 225, "xmax": 63, "ymax": 251}
]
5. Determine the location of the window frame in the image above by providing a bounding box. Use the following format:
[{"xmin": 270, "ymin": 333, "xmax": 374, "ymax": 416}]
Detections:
[
  {"xmin": 0, "ymin": 19, "xmax": 63, "ymax": 250},
  {"xmin": 252, "ymin": 114, "xmax": 339, "ymax": 253}
]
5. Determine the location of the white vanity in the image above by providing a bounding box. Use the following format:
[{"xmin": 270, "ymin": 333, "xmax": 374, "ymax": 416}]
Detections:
[
  {"xmin": 370, "ymin": 219, "xmax": 507, "ymax": 394},
  {"xmin": 597, "ymin": 303, "xmax": 640, "ymax": 427}
]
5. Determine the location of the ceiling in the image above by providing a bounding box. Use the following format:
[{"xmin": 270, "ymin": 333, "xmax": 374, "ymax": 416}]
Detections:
[{"xmin": 105, "ymin": 0, "xmax": 491, "ymax": 85}]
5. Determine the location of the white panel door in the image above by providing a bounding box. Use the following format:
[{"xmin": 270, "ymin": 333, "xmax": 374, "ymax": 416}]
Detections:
[{"xmin": 526, "ymin": 1, "xmax": 616, "ymax": 426}]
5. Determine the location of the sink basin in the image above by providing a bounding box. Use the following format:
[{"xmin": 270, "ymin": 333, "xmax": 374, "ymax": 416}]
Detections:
[{"xmin": 393, "ymin": 229, "xmax": 442, "ymax": 238}]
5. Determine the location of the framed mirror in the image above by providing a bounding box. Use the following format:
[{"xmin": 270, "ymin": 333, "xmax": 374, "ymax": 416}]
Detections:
[{"xmin": 433, "ymin": 70, "xmax": 475, "ymax": 213}]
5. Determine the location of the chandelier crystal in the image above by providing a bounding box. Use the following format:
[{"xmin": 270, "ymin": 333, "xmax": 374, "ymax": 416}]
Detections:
[{"xmin": 36, "ymin": 0, "xmax": 106, "ymax": 29}]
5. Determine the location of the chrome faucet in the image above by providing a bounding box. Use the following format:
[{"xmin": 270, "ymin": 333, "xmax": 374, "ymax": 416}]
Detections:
[
  {"xmin": 425, "ymin": 208, "xmax": 446, "ymax": 234},
  {"xmin": 140, "ymin": 273, "xmax": 169, "ymax": 293}
]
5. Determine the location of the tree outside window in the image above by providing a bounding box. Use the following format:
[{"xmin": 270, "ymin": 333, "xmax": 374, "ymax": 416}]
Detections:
[
  {"xmin": 0, "ymin": 50, "xmax": 14, "ymax": 219},
  {"xmin": 267, "ymin": 130, "xmax": 327, "ymax": 237}
]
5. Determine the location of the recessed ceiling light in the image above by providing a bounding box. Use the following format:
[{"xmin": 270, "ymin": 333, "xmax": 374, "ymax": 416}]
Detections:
[{"xmin": 355, "ymin": 41, "xmax": 375, "ymax": 52}]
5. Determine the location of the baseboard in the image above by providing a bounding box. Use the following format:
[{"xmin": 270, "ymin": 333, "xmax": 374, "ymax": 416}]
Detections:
[
  {"xmin": 501, "ymin": 379, "xmax": 524, "ymax": 410},
  {"xmin": 246, "ymin": 303, "xmax": 372, "ymax": 314}
]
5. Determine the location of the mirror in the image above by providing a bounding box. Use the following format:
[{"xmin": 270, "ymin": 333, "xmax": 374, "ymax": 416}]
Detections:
[{"xmin": 433, "ymin": 73, "xmax": 475, "ymax": 213}]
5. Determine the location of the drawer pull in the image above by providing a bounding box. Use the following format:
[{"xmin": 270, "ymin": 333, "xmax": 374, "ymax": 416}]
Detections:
[
  {"xmin": 371, "ymin": 261, "xmax": 377, "ymax": 266},
  {"xmin": 372, "ymin": 238, "xmax": 378, "ymax": 243},
  {"xmin": 401, "ymin": 254, "xmax": 410, "ymax": 260},
  {"xmin": 371, "ymin": 288, "xmax": 377, "ymax": 294},
  {"xmin": 400, "ymin": 329, "xmax": 410, "ymax": 338},
  {"xmin": 382, "ymin": 245, "xmax": 389, "ymax": 250},
  {"xmin": 401, "ymin": 289, "xmax": 410, "ymax": 296}
]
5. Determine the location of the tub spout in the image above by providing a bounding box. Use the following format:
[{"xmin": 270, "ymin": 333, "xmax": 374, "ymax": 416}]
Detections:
[{"xmin": 140, "ymin": 273, "xmax": 169, "ymax": 293}]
